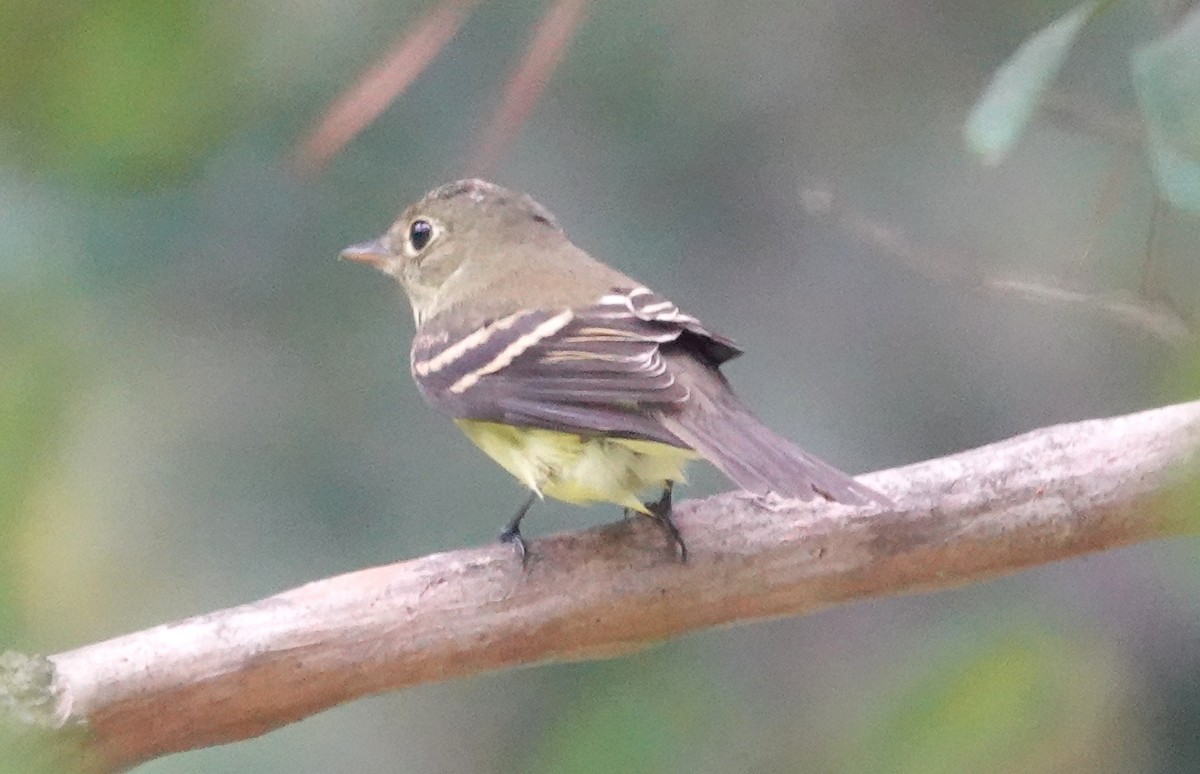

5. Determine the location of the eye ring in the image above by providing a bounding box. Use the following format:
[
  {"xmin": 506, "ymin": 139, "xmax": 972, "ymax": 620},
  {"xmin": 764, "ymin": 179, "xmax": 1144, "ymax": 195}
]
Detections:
[{"xmin": 408, "ymin": 219, "xmax": 435, "ymax": 252}]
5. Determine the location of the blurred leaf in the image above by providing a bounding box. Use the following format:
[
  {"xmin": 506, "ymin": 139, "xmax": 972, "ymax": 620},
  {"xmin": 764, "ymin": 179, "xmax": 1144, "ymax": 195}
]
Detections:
[
  {"xmin": 964, "ymin": 2, "xmax": 1099, "ymax": 165},
  {"xmin": 526, "ymin": 658, "xmax": 741, "ymax": 774},
  {"xmin": 0, "ymin": 291, "xmax": 84, "ymax": 640},
  {"xmin": 1132, "ymin": 7, "xmax": 1200, "ymax": 212},
  {"xmin": 0, "ymin": 723, "xmax": 89, "ymax": 774},
  {"xmin": 854, "ymin": 627, "xmax": 1144, "ymax": 774},
  {"xmin": 1140, "ymin": 134, "xmax": 1200, "ymax": 212},
  {"xmin": 0, "ymin": 0, "xmax": 244, "ymax": 187}
]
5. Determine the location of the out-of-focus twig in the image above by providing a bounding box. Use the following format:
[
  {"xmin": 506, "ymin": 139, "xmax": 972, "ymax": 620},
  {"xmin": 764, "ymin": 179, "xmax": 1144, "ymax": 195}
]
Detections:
[
  {"xmin": 1141, "ymin": 196, "xmax": 1167, "ymax": 299},
  {"xmin": 466, "ymin": 0, "xmax": 590, "ymax": 177},
  {"xmin": 963, "ymin": 87, "xmax": 1185, "ymax": 339},
  {"xmin": 3, "ymin": 401, "xmax": 1198, "ymax": 771},
  {"xmin": 800, "ymin": 185, "xmax": 1191, "ymax": 345},
  {"xmin": 291, "ymin": 0, "xmax": 477, "ymax": 175},
  {"xmin": 979, "ymin": 278, "xmax": 1189, "ymax": 343},
  {"xmin": 1067, "ymin": 152, "xmax": 1132, "ymax": 279}
]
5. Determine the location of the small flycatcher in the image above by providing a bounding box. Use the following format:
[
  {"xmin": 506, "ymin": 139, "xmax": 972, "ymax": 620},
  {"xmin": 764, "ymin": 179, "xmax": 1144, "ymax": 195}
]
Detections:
[{"xmin": 342, "ymin": 179, "xmax": 886, "ymax": 560}]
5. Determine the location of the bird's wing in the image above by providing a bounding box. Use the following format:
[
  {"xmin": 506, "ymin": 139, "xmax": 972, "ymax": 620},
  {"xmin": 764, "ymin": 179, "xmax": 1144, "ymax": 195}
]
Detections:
[{"xmin": 411, "ymin": 286, "xmax": 739, "ymax": 446}]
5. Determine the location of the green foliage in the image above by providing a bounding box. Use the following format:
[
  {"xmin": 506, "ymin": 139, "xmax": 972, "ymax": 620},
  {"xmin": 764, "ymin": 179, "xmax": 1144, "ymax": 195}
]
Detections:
[
  {"xmin": 0, "ymin": 291, "xmax": 84, "ymax": 641},
  {"xmin": 1161, "ymin": 352, "xmax": 1200, "ymax": 536},
  {"xmin": 965, "ymin": 1, "xmax": 1200, "ymax": 212},
  {"xmin": 0, "ymin": 0, "xmax": 244, "ymax": 187},
  {"xmin": 853, "ymin": 627, "xmax": 1138, "ymax": 774},
  {"xmin": 964, "ymin": 2, "xmax": 1099, "ymax": 166},
  {"xmin": 1132, "ymin": 7, "xmax": 1200, "ymax": 212},
  {"xmin": 525, "ymin": 657, "xmax": 743, "ymax": 774}
]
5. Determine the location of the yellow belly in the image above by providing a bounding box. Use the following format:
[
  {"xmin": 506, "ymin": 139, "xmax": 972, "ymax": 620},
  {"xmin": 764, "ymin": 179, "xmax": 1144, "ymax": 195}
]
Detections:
[{"xmin": 454, "ymin": 419, "xmax": 697, "ymax": 512}]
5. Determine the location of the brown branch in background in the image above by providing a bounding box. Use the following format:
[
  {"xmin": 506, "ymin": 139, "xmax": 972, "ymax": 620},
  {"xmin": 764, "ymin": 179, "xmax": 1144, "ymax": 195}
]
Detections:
[
  {"xmin": 465, "ymin": 0, "xmax": 590, "ymax": 177},
  {"xmin": 800, "ymin": 185, "xmax": 1191, "ymax": 345},
  {"xmin": 3, "ymin": 401, "xmax": 1199, "ymax": 772},
  {"xmin": 291, "ymin": 0, "xmax": 477, "ymax": 175}
]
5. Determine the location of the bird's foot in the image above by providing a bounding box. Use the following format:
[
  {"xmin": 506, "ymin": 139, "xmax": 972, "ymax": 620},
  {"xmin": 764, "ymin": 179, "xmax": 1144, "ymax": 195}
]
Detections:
[
  {"xmin": 499, "ymin": 492, "xmax": 537, "ymax": 567},
  {"xmin": 498, "ymin": 524, "xmax": 529, "ymax": 567},
  {"xmin": 643, "ymin": 484, "xmax": 687, "ymax": 562}
]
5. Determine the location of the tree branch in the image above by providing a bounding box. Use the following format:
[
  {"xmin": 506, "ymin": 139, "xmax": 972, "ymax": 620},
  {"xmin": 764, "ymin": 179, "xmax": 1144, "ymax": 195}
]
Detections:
[
  {"xmin": 799, "ymin": 185, "xmax": 1191, "ymax": 345},
  {"xmin": 5, "ymin": 401, "xmax": 1200, "ymax": 772}
]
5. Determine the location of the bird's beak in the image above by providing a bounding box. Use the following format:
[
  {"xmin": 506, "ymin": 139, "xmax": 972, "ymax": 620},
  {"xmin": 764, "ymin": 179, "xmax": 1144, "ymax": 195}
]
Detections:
[{"xmin": 339, "ymin": 238, "xmax": 390, "ymax": 270}]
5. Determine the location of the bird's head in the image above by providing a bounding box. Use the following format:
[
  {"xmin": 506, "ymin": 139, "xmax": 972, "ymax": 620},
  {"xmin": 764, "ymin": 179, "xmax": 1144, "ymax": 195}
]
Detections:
[{"xmin": 340, "ymin": 179, "xmax": 562, "ymax": 325}]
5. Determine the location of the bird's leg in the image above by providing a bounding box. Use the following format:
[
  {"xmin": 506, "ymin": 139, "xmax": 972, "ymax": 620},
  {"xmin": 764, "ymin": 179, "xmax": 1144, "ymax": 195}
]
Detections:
[
  {"xmin": 644, "ymin": 481, "xmax": 687, "ymax": 562},
  {"xmin": 499, "ymin": 492, "xmax": 538, "ymax": 565}
]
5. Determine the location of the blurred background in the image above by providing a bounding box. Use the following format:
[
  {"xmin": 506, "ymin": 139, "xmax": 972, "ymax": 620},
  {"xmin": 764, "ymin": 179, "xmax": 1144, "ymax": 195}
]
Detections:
[{"xmin": 2, "ymin": 0, "xmax": 1199, "ymax": 771}]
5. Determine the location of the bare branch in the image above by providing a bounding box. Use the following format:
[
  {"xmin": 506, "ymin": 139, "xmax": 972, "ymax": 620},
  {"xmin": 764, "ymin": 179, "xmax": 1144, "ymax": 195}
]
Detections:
[
  {"xmin": 4, "ymin": 401, "xmax": 1199, "ymax": 771},
  {"xmin": 800, "ymin": 185, "xmax": 1192, "ymax": 345},
  {"xmin": 466, "ymin": 0, "xmax": 590, "ymax": 177},
  {"xmin": 291, "ymin": 0, "xmax": 477, "ymax": 175}
]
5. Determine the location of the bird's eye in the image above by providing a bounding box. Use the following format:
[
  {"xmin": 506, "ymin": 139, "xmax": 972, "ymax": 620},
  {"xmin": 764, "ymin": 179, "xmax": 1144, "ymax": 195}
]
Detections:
[{"xmin": 408, "ymin": 219, "xmax": 434, "ymax": 252}]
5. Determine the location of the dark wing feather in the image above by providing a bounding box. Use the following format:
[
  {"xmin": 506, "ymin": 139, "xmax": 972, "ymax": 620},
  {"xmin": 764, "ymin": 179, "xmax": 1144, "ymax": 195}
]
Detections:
[
  {"xmin": 621, "ymin": 286, "xmax": 742, "ymax": 365},
  {"xmin": 410, "ymin": 287, "xmax": 738, "ymax": 447},
  {"xmin": 411, "ymin": 286, "xmax": 888, "ymax": 506}
]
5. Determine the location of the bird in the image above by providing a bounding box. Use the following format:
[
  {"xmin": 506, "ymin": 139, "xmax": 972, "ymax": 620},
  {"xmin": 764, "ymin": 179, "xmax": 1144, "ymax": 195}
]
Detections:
[{"xmin": 341, "ymin": 179, "xmax": 887, "ymax": 561}]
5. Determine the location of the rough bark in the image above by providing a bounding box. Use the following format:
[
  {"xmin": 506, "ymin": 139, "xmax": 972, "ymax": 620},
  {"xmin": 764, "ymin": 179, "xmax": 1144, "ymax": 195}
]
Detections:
[{"xmin": 3, "ymin": 401, "xmax": 1198, "ymax": 772}]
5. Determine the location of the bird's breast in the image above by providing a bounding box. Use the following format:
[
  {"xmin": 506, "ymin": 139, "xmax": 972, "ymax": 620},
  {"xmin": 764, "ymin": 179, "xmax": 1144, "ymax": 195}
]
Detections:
[{"xmin": 453, "ymin": 419, "xmax": 696, "ymax": 511}]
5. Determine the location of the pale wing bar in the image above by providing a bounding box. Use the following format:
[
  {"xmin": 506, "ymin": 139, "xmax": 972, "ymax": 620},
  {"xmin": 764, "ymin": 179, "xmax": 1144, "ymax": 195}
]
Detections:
[
  {"xmin": 607, "ymin": 287, "xmax": 742, "ymax": 365},
  {"xmin": 411, "ymin": 287, "xmax": 739, "ymax": 447}
]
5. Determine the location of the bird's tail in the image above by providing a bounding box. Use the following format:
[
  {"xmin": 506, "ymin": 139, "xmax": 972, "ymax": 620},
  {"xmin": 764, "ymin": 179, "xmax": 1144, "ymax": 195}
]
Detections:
[{"xmin": 658, "ymin": 359, "xmax": 888, "ymax": 506}]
